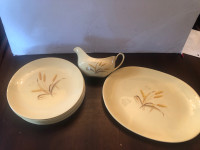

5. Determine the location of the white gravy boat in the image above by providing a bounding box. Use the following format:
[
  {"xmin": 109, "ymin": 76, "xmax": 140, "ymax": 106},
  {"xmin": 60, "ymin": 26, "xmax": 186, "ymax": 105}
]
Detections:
[{"xmin": 73, "ymin": 47, "xmax": 125, "ymax": 77}]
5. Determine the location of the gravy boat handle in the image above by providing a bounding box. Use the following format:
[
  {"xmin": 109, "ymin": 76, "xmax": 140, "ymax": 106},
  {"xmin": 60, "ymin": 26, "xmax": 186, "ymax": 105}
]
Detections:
[{"xmin": 113, "ymin": 53, "xmax": 125, "ymax": 72}]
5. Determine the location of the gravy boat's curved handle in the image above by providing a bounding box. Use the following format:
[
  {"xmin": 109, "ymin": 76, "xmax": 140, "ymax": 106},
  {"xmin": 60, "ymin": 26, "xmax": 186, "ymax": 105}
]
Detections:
[{"xmin": 113, "ymin": 53, "xmax": 125, "ymax": 72}]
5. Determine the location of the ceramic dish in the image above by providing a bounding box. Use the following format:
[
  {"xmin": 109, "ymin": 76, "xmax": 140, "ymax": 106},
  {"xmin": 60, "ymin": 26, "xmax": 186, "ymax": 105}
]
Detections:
[
  {"xmin": 20, "ymin": 84, "xmax": 85, "ymax": 125},
  {"xmin": 103, "ymin": 66, "xmax": 200, "ymax": 143},
  {"xmin": 73, "ymin": 47, "xmax": 125, "ymax": 77},
  {"xmin": 7, "ymin": 57, "xmax": 85, "ymax": 124}
]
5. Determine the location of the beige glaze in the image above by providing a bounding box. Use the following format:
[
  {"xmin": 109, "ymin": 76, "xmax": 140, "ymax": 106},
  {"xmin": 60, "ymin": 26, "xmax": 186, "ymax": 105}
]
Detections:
[
  {"xmin": 103, "ymin": 67, "xmax": 200, "ymax": 143},
  {"xmin": 73, "ymin": 47, "xmax": 125, "ymax": 77},
  {"xmin": 7, "ymin": 57, "xmax": 85, "ymax": 124}
]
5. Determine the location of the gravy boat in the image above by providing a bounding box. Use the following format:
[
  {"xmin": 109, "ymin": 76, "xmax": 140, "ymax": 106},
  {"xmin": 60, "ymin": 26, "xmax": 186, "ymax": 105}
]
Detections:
[{"xmin": 73, "ymin": 47, "xmax": 125, "ymax": 77}]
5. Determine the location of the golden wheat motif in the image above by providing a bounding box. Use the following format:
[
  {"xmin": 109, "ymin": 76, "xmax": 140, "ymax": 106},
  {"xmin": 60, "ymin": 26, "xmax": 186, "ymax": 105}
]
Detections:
[
  {"xmin": 134, "ymin": 90, "xmax": 167, "ymax": 116},
  {"xmin": 32, "ymin": 72, "xmax": 65, "ymax": 100},
  {"xmin": 86, "ymin": 62, "xmax": 110, "ymax": 73}
]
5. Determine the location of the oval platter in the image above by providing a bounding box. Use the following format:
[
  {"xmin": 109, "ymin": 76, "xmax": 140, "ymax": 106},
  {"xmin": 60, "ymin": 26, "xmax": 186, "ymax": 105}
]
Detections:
[{"xmin": 103, "ymin": 66, "xmax": 200, "ymax": 143}]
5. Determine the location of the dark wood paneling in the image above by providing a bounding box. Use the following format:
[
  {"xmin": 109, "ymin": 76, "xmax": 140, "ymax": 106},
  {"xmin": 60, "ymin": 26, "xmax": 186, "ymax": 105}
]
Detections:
[{"xmin": 0, "ymin": 18, "xmax": 9, "ymax": 67}]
